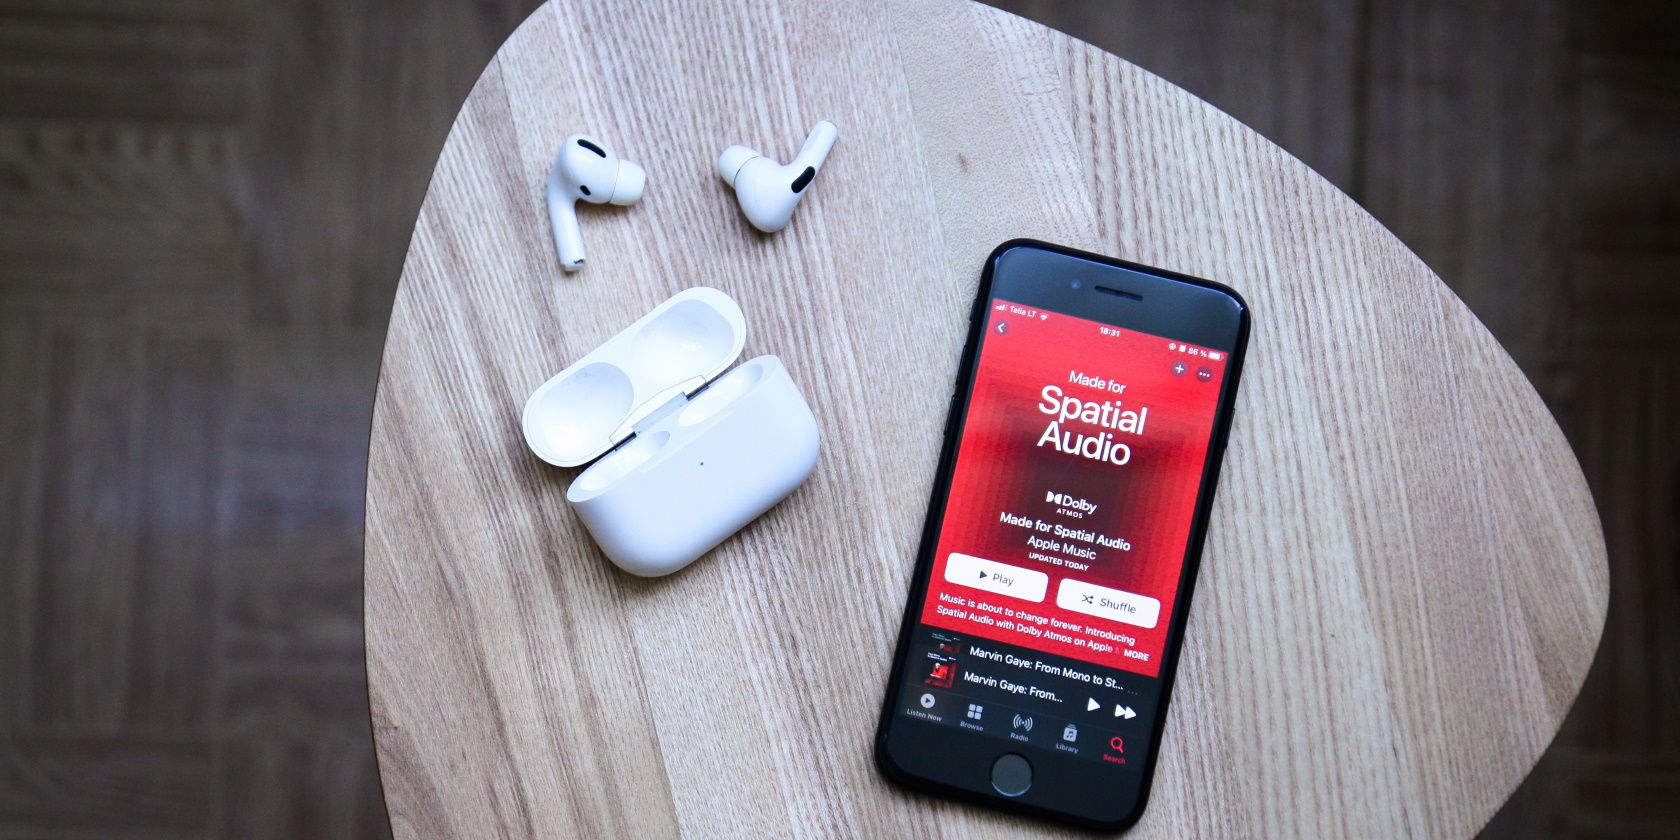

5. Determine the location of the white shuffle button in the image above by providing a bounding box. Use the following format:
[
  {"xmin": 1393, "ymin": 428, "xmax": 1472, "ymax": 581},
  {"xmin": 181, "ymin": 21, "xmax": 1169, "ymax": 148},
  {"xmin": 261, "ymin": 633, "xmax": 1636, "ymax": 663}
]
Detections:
[{"xmin": 1056, "ymin": 579, "xmax": 1162, "ymax": 629}]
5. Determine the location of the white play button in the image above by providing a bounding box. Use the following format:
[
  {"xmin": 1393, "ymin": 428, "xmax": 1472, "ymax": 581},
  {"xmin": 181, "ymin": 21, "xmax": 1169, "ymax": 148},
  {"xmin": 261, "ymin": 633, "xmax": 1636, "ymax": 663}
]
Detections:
[
  {"xmin": 944, "ymin": 553, "xmax": 1048, "ymax": 603},
  {"xmin": 1087, "ymin": 697, "xmax": 1100, "ymax": 712}
]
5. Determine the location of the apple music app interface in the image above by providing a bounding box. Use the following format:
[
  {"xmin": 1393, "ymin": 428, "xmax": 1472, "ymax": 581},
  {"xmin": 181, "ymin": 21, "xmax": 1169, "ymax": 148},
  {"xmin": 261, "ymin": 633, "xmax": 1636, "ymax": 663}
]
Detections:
[{"xmin": 896, "ymin": 298, "xmax": 1228, "ymax": 767}]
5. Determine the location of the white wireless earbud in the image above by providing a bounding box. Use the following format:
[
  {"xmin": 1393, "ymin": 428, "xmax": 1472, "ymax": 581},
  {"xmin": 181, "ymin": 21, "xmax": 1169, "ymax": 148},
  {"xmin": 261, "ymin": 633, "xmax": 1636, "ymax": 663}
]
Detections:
[
  {"xmin": 716, "ymin": 121, "xmax": 837, "ymax": 233},
  {"xmin": 547, "ymin": 135, "xmax": 646, "ymax": 271}
]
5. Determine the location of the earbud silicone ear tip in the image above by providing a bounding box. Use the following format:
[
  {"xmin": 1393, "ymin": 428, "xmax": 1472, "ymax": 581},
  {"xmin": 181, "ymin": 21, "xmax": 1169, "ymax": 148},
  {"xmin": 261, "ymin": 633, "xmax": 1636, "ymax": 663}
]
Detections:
[
  {"xmin": 716, "ymin": 146, "xmax": 757, "ymax": 187},
  {"xmin": 610, "ymin": 160, "xmax": 645, "ymax": 205}
]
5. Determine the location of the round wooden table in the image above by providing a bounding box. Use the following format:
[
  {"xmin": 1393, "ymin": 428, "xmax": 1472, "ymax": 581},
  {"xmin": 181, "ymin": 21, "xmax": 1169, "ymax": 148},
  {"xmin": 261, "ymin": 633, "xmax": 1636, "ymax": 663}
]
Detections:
[{"xmin": 365, "ymin": 0, "xmax": 1609, "ymax": 836}]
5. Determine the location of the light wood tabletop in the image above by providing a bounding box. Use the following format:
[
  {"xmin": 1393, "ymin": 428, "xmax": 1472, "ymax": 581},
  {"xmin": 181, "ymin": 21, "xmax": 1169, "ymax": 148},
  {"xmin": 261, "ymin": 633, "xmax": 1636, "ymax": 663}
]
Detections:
[{"xmin": 363, "ymin": 0, "xmax": 1609, "ymax": 836}]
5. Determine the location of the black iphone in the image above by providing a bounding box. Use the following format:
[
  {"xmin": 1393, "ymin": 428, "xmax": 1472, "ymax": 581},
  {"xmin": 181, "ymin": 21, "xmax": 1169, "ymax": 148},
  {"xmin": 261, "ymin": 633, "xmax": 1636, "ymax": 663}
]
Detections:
[{"xmin": 875, "ymin": 240, "xmax": 1249, "ymax": 831}]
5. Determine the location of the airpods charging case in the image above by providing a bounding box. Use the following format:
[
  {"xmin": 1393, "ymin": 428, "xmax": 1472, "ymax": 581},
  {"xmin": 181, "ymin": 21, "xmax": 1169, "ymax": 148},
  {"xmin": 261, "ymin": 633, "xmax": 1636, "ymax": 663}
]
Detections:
[{"xmin": 521, "ymin": 287, "xmax": 820, "ymax": 576}]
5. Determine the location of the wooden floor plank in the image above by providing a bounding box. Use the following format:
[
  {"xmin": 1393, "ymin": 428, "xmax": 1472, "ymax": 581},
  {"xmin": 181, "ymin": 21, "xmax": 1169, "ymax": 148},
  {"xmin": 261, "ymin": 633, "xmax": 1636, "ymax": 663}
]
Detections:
[
  {"xmin": 0, "ymin": 736, "xmax": 214, "ymax": 835},
  {"xmin": 0, "ymin": 325, "xmax": 50, "ymax": 731},
  {"xmin": 125, "ymin": 335, "xmax": 230, "ymax": 733},
  {"xmin": 0, "ymin": 121, "xmax": 246, "ymax": 331},
  {"xmin": 0, "ymin": 6, "xmax": 249, "ymax": 124},
  {"xmin": 29, "ymin": 331, "xmax": 148, "ymax": 732},
  {"xmin": 1358, "ymin": 0, "xmax": 1579, "ymax": 400},
  {"xmin": 217, "ymin": 734, "xmax": 387, "ymax": 840}
]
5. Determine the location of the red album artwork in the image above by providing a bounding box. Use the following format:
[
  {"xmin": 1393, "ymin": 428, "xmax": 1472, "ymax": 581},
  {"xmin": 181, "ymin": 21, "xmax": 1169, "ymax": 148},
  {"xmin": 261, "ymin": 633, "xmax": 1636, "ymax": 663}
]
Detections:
[
  {"xmin": 917, "ymin": 300, "xmax": 1227, "ymax": 677},
  {"xmin": 923, "ymin": 657, "xmax": 958, "ymax": 689}
]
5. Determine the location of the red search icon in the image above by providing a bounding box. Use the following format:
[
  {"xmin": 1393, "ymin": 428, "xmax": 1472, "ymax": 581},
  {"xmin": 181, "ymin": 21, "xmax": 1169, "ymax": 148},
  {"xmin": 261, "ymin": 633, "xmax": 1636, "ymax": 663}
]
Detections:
[{"xmin": 1109, "ymin": 736, "xmax": 1126, "ymax": 753}]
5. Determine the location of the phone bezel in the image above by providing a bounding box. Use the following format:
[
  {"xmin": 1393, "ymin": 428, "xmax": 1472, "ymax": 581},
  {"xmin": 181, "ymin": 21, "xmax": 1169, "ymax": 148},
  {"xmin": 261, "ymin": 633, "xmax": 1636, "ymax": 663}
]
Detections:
[{"xmin": 873, "ymin": 239, "xmax": 1250, "ymax": 831}]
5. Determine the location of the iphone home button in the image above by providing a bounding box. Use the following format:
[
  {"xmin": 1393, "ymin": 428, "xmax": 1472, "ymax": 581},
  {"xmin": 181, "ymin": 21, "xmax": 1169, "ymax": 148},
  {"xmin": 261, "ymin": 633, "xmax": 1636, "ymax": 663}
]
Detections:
[{"xmin": 990, "ymin": 753, "xmax": 1032, "ymax": 797}]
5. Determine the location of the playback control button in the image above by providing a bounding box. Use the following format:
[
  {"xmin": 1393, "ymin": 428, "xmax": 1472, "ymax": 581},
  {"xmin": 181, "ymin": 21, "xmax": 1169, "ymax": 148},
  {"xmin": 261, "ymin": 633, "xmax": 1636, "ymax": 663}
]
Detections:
[{"xmin": 945, "ymin": 553, "xmax": 1049, "ymax": 603}]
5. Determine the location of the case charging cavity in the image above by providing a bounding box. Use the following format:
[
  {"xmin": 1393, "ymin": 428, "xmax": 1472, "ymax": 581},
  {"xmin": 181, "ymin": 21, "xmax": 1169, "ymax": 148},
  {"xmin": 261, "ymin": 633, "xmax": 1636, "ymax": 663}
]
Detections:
[{"xmin": 522, "ymin": 287, "xmax": 820, "ymax": 576}]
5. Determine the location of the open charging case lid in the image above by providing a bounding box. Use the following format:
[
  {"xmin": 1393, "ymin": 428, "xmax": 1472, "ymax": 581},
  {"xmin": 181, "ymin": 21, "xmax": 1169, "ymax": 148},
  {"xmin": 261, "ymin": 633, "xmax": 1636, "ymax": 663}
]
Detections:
[
  {"xmin": 522, "ymin": 287, "xmax": 747, "ymax": 468},
  {"xmin": 521, "ymin": 286, "xmax": 820, "ymax": 577}
]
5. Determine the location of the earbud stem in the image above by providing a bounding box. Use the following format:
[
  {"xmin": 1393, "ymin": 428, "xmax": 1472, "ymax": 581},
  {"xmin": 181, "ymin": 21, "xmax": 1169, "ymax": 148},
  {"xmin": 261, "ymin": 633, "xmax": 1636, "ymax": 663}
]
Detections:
[
  {"xmin": 547, "ymin": 159, "xmax": 586, "ymax": 271},
  {"xmin": 793, "ymin": 121, "xmax": 838, "ymax": 172}
]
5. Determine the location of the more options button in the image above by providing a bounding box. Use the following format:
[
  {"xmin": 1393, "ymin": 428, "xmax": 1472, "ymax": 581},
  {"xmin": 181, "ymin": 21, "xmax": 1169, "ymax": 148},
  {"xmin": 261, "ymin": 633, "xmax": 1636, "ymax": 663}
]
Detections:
[
  {"xmin": 1056, "ymin": 579, "xmax": 1161, "ymax": 629},
  {"xmin": 945, "ymin": 553, "xmax": 1049, "ymax": 603}
]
